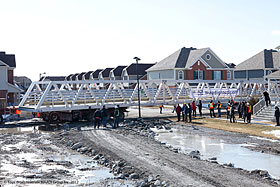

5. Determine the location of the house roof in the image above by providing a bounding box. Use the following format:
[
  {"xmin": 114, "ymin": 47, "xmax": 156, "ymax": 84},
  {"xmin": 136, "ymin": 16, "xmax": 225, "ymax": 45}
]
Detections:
[
  {"xmin": 77, "ymin": 72, "xmax": 86, "ymax": 80},
  {"xmin": 225, "ymin": 63, "xmax": 236, "ymax": 69},
  {"xmin": 265, "ymin": 70, "xmax": 280, "ymax": 79},
  {"xmin": 65, "ymin": 74, "xmax": 73, "ymax": 81},
  {"xmin": 0, "ymin": 52, "xmax": 16, "ymax": 68},
  {"xmin": 92, "ymin": 69, "xmax": 103, "ymax": 78},
  {"xmin": 235, "ymin": 49, "xmax": 280, "ymax": 70},
  {"xmin": 40, "ymin": 76, "xmax": 66, "ymax": 81},
  {"xmin": 71, "ymin": 73, "xmax": 79, "ymax": 81},
  {"xmin": 84, "ymin": 71, "xmax": 94, "ymax": 79},
  {"xmin": 146, "ymin": 47, "xmax": 217, "ymax": 71},
  {"xmin": 112, "ymin": 66, "xmax": 127, "ymax": 76},
  {"xmin": 125, "ymin": 63, "xmax": 155, "ymax": 75},
  {"xmin": 100, "ymin": 68, "xmax": 114, "ymax": 77}
]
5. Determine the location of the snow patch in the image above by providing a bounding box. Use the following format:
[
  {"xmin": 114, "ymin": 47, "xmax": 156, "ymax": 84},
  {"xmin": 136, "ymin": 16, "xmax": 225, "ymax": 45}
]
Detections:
[{"xmin": 262, "ymin": 130, "xmax": 280, "ymax": 139}]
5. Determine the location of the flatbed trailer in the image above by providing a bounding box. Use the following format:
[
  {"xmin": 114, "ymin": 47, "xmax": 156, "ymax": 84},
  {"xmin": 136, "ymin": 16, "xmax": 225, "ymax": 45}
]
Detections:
[{"xmin": 18, "ymin": 79, "xmax": 279, "ymax": 122}]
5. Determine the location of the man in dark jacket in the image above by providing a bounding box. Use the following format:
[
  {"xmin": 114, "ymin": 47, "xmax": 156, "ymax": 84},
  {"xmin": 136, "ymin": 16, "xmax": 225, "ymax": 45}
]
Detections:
[
  {"xmin": 113, "ymin": 105, "xmax": 120, "ymax": 129},
  {"xmin": 101, "ymin": 105, "xmax": 108, "ymax": 128},
  {"xmin": 275, "ymin": 106, "xmax": 280, "ymax": 126},
  {"xmin": 230, "ymin": 104, "xmax": 236, "ymax": 123},
  {"xmin": 188, "ymin": 103, "xmax": 192, "ymax": 122},
  {"xmin": 93, "ymin": 109, "xmax": 102, "ymax": 129},
  {"xmin": 243, "ymin": 102, "xmax": 248, "ymax": 123},
  {"xmin": 176, "ymin": 104, "xmax": 182, "ymax": 122},
  {"xmin": 198, "ymin": 100, "xmax": 203, "ymax": 116},
  {"xmin": 263, "ymin": 91, "xmax": 271, "ymax": 107}
]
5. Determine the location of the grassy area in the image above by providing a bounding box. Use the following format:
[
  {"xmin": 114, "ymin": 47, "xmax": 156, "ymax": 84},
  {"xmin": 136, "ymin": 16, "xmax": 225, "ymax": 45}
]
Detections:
[{"xmin": 171, "ymin": 116, "xmax": 280, "ymax": 140}]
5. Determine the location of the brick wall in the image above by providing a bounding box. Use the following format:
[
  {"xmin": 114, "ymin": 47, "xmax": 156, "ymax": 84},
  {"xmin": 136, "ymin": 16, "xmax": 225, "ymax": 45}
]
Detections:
[
  {"xmin": 185, "ymin": 60, "xmax": 227, "ymax": 80},
  {"xmin": 8, "ymin": 70, "xmax": 14, "ymax": 84}
]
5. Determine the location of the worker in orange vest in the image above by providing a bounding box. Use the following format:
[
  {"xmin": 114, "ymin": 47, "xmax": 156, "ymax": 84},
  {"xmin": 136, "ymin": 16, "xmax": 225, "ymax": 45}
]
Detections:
[
  {"xmin": 247, "ymin": 103, "xmax": 252, "ymax": 123},
  {"xmin": 208, "ymin": 100, "xmax": 215, "ymax": 118},
  {"xmin": 159, "ymin": 105, "xmax": 164, "ymax": 114},
  {"xmin": 217, "ymin": 101, "xmax": 222, "ymax": 118}
]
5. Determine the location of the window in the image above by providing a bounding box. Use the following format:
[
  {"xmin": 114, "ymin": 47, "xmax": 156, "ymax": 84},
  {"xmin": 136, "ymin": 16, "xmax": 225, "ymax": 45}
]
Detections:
[
  {"xmin": 194, "ymin": 70, "xmax": 204, "ymax": 80},
  {"xmin": 178, "ymin": 70, "xmax": 184, "ymax": 80},
  {"xmin": 227, "ymin": 71, "xmax": 231, "ymax": 80},
  {"xmin": 206, "ymin": 54, "xmax": 211, "ymax": 60},
  {"xmin": 123, "ymin": 75, "xmax": 128, "ymax": 80},
  {"xmin": 213, "ymin": 71, "xmax": 222, "ymax": 80}
]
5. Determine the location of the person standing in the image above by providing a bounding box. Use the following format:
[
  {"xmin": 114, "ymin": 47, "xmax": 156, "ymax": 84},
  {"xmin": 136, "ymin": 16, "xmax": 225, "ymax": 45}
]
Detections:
[
  {"xmin": 226, "ymin": 103, "xmax": 231, "ymax": 120},
  {"xmin": 184, "ymin": 104, "xmax": 190, "ymax": 123},
  {"xmin": 176, "ymin": 104, "xmax": 182, "ymax": 122},
  {"xmin": 188, "ymin": 103, "xmax": 192, "ymax": 122},
  {"xmin": 159, "ymin": 105, "xmax": 163, "ymax": 114},
  {"xmin": 238, "ymin": 102, "xmax": 242, "ymax": 118},
  {"xmin": 101, "ymin": 105, "xmax": 108, "ymax": 128},
  {"xmin": 172, "ymin": 105, "xmax": 176, "ymax": 113},
  {"xmin": 217, "ymin": 101, "xmax": 222, "ymax": 118},
  {"xmin": 192, "ymin": 101, "xmax": 196, "ymax": 117},
  {"xmin": 208, "ymin": 100, "xmax": 215, "ymax": 118},
  {"xmin": 241, "ymin": 101, "xmax": 245, "ymax": 118},
  {"xmin": 275, "ymin": 106, "xmax": 280, "ymax": 126},
  {"xmin": 93, "ymin": 109, "xmax": 102, "ymax": 129},
  {"xmin": 247, "ymin": 103, "xmax": 252, "ymax": 123},
  {"xmin": 198, "ymin": 100, "xmax": 203, "ymax": 116},
  {"xmin": 263, "ymin": 91, "xmax": 271, "ymax": 107},
  {"xmin": 230, "ymin": 104, "xmax": 236, "ymax": 123},
  {"xmin": 243, "ymin": 102, "xmax": 248, "ymax": 123},
  {"xmin": 113, "ymin": 105, "xmax": 120, "ymax": 129},
  {"xmin": 182, "ymin": 103, "xmax": 186, "ymax": 121}
]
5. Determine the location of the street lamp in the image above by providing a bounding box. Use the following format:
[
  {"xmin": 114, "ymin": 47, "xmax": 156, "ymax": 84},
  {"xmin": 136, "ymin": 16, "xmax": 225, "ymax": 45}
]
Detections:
[
  {"xmin": 39, "ymin": 72, "xmax": 46, "ymax": 80},
  {"xmin": 134, "ymin": 57, "xmax": 141, "ymax": 118}
]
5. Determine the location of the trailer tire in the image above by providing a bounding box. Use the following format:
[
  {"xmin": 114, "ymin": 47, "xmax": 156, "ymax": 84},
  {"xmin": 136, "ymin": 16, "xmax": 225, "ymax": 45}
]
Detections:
[
  {"xmin": 50, "ymin": 112, "xmax": 59, "ymax": 122},
  {"xmin": 119, "ymin": 111, "xmax": 125, "ymax": 122}
]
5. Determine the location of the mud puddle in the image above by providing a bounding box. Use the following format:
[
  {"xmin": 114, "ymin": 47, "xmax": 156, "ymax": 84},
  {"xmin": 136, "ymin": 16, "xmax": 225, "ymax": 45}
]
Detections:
[
  {"xmin": 153, "ymin": 128, "xmax": 280, "ymax": 179},
  {"xmin": 0, "ymin": 130, "xmax": 133, "ymax": 186}
]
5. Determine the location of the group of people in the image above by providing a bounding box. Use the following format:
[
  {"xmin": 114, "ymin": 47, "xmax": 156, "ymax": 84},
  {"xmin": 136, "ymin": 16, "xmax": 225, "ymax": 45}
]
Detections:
[
  {"xmin": 174, "ymin": 101, "xmax": 203, "ymax": 122},
  {"xmin": 236, "ymin": 101, "xmax": 253, "ymax": 123},
  {"xmin": 93, "ymin": 105, "xmax": 121, "ymax": 129}
]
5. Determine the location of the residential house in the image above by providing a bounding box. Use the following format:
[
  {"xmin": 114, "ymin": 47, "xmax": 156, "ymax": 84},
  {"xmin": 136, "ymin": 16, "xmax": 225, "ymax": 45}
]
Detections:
[
  {"xmin": 146, "ymin": 47, "xmax": 231, "ymax": 81},
  {"xmin": 83, "ymin": 71, "xmax": 94, "ymax": 80},
  {"xmin": 65, "ymin": 74, "xmax": 73, "ymax": 81},
  {"xmin": 90, "ymin": 69, "xmax": 103, "ymax": 80},
  {"xmin": 14, "ymin": 76, "xmax": 32, "ymax": 92},
  {"xmin": 109, "ymin": 66, "xmax": 127, "ymax": 80},
  {"xmin": 0, "ymin": 51, "xmax": 22, "ymax": 106},
  {"xmin": 122, "ymin": 63, "xmax": 154, "ymax": 80},
  {"xmin": 39, "ymin": 76, "xmax": 66, "ymax": 81},
  {"xmin": 98, "ymin": 68, "xmax": 114, "ymax": 81},
  {"xmin": 77, "ymin": 72, "xmax": 86, "ymax": 81},
  {"xmin": 234, "ymin": 49, "xmax": 280, "ymax": 80}
]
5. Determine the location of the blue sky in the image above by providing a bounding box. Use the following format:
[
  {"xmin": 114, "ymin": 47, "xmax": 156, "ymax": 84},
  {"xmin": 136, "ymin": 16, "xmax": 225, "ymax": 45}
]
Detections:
[{"xmin": 0, "ymin": 0, "xmax": 279, "ymax": 81}]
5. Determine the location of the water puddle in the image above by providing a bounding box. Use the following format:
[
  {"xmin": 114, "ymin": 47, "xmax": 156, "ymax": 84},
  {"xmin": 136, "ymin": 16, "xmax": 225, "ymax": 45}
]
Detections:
[{"xmin": 153, "ymin": 128, "xmax": 280, "ymax": 179}]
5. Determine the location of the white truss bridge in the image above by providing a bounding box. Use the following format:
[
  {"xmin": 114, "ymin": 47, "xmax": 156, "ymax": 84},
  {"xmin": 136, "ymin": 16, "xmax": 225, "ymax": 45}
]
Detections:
[{"xmin": 18, "ymin": 80, "xmax": 280, "ymax": 112}]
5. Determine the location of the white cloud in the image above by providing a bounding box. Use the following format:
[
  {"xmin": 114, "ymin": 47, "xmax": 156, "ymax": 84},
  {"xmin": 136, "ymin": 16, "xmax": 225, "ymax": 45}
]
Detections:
[{"xmin": 272, "ymin": 30, "xmax": 280, "ymax": 35}]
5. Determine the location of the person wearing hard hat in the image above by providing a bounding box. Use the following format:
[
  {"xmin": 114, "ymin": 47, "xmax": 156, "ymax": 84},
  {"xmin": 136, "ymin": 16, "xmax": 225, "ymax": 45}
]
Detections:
[{"xmin": 208, "ymin": 100, "xmax": 215, "ymax": 118}]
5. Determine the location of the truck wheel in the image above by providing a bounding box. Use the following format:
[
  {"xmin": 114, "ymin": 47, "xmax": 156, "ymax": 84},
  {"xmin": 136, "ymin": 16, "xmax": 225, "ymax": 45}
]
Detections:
[
  {"xmin": 50, "ymin": 112, "xmax": 60, "ymax": 122},
  {"xmin": 119, "ymin": 112, "xmax": 125, "ymax": 121}
]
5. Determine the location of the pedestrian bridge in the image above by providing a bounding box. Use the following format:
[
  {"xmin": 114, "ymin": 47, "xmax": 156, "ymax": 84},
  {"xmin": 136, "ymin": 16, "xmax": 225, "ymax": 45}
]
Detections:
[{"xmin": 18, "ymin": 80, "xmax": 279, "ymax": 112}]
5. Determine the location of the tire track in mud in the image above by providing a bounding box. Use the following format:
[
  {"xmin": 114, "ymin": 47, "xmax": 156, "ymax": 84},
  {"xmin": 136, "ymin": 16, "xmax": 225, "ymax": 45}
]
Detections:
[{"xmin": 82, "ymin": 128, "xmax": 276, "ymax": 187}]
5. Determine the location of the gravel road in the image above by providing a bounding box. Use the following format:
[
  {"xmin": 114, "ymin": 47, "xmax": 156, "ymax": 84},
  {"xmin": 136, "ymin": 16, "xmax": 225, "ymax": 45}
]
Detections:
[{"xmin": 62, "ymin": 121, "xmax": 279, "ymax": 187}]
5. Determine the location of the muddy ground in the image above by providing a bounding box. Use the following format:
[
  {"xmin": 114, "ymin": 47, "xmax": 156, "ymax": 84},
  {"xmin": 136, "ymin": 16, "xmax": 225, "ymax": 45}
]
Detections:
[
  {"xmin": 55, "ymin": 119, "xmax": 280, "ymax": 187},
  {"xmin": 1, "ymin": 115, "xmax": 280, "ymax": 186}
]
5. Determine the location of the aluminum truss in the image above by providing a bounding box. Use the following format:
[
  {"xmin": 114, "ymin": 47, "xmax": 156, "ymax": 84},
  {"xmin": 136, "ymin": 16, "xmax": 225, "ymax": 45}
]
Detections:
[{"xmin": 18, "ymin": 80, "xmax": 279, "ymax": 112}]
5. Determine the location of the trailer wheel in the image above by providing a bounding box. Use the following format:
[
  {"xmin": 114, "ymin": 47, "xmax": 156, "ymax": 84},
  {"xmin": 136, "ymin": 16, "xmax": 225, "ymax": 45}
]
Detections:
[
  {"xmin": 50, "ymin": 112, "xmax": 60, "ymax": 122},
  {"xmin": 119, "ymin": 111, "xmax": 125, "ymax": 122},
  {"xmin": 0, "ymin": 115, "xmax": 3, "ymax": 124}
]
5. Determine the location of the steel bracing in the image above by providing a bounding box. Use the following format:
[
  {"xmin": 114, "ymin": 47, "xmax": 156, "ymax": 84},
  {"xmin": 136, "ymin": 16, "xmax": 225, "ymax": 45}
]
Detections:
[{"xmin": 18, "ymin": 80, "xmax": 280, "ymax": 112}]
